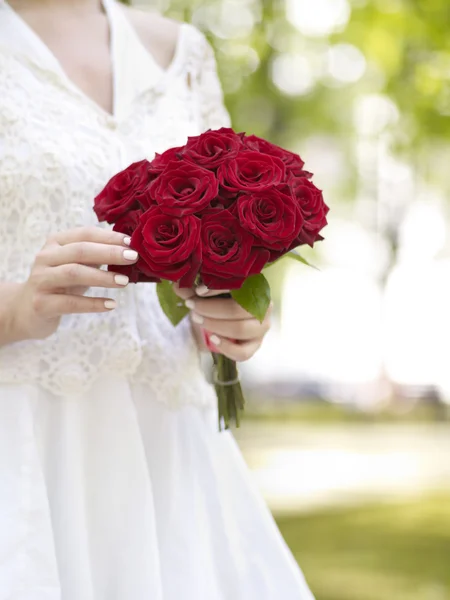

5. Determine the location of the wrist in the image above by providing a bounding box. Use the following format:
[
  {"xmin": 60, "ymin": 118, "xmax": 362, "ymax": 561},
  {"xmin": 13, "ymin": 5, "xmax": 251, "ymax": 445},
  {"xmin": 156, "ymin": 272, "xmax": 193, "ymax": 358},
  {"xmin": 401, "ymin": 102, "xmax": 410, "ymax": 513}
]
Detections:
[{"xmin": 0, "ymin": 282, "xmax": 27, "ymax": 345}]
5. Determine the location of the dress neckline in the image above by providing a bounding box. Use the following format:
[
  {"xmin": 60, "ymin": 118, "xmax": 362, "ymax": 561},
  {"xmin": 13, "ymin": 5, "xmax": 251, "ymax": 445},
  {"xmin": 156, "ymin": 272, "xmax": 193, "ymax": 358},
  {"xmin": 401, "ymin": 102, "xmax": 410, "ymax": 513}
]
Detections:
[
  {"xmin": 0, "ymin": 0, "xmax": 189, "ymax": 123},
  {"xmin": 1, "ymin": 0, "xmax": 119, "ymax": 118}
]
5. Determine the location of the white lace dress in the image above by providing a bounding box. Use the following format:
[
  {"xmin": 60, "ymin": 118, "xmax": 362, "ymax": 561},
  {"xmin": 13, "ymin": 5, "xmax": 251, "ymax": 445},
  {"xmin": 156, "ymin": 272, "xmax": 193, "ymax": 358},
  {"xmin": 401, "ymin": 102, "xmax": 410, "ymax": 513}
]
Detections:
[{"xmin": 0, "ymin": 1, "xmax": 314, "ymax": 599}]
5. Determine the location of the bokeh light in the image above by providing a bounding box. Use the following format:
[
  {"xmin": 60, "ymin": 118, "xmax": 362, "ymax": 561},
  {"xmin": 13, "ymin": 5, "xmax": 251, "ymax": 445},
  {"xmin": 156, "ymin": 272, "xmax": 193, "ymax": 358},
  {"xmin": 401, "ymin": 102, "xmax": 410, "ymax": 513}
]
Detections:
[
  {"xmin": 327, "ymin": 43, "xmax": 367, "ymax": 83},
  {"xmin": 353, "ymin": 94, "xmax": 399, "ymax": 135},
  {"xmin": 271, "ymin": 53, "xmax": 315, "ymax": 96},
  {"xmin": 286, "ymin": 0, "xmax": 351, "ymax": 37},
  {"xmin": 192, "ymin": 0, "xmax": 256, "ymax": 39}
]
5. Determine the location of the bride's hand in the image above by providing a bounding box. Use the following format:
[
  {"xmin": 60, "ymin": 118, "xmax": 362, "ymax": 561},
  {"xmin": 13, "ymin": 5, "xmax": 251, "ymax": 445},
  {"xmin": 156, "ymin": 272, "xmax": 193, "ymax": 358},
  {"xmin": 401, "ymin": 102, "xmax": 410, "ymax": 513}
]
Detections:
[
  {"xmin": 174, "ymin": 283, "xmax": 272, "ymax": 362},
  {"xmin": 7, "ymin": 227, "xmax": 139, "ymax": 342}
]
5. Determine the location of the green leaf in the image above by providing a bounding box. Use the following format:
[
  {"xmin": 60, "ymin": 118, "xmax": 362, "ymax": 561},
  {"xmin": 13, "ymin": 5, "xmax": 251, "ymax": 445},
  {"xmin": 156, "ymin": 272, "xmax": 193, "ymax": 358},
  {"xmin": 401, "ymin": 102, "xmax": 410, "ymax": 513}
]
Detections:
[
  {"xmin": 264, "ymin": 250, "xmax": 319, "ymax": 271},
  {"xmin": 156, "ymin": 280, "xmax": 190, "ymax": 326},
  {"xmin": 284, "ymin": 251, "xmax": 319, "ymax": 270},
  {"xmin": 231, "ymin": 273, "xmax": 271, "ymax": 323}
]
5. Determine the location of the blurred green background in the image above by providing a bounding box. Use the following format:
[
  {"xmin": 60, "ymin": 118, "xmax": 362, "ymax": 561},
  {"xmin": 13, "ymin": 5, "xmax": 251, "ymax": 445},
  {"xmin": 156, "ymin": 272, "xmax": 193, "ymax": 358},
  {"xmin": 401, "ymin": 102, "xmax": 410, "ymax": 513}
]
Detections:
[{"xmin": 134, "ymin": 0, "xmax": 450, "ymax": 598}]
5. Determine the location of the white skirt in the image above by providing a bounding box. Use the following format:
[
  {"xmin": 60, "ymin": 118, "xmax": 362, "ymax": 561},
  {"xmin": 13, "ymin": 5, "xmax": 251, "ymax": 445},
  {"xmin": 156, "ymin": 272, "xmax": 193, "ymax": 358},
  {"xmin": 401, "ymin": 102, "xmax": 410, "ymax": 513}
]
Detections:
[{"xmin": 0, "ymin": 375, "xmax": 314, "ymax": 600}]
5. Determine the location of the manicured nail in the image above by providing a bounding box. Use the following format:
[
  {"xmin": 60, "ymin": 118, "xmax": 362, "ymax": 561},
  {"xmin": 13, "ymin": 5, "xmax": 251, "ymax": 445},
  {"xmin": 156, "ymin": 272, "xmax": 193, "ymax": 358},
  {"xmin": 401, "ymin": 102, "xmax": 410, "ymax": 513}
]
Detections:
[
  {"xmin": 191, "ymin": 313, "xmax": 204, "ymax": 325},
  {"xmin": 123, "ymin": 236, "xmax": 131, "ymax": 246},
  {"xmin": 196, "ymin": 284, "xmax": 209, "ymax": 296},
  {"xmin": 104, "ymin": 300, "xmax": 116, "ymax": 310},
  {"xmin": 123, "ymin": 249, "xmax": 138, "ymax": 261},
  {"xmin": 209, "ymin": 334, "xmax": 221, "ymax": 346},
  {"xmin": 114, "ymin": 274, "xmax": 129, "ymax": 286},
  {"xmin": 202, "ymin": 329, "xmax": 216, "ymax": 352},
  {"xmin": 185, "ymin": 299, "xmax": 195, "ymax": 310}
]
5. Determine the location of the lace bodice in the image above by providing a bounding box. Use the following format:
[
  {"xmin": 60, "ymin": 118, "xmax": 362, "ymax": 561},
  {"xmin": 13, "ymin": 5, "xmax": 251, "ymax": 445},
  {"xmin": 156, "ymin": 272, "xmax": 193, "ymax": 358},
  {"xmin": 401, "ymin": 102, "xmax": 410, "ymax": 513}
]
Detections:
[{"xmin": 0, "ymin": 0, "xmax": 231, "ymax": 405}]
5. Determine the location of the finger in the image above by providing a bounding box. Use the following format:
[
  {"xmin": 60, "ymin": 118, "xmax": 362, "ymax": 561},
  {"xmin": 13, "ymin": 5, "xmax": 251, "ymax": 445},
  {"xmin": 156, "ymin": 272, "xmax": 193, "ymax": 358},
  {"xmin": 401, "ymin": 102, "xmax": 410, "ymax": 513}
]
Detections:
[
  {"xmin": 191, "ymin": 314, "xmax": 269, "ymax": 341},
  {"xmin": 184, "ymin": 297, "xmax": 252, "ymax": 320},
  {"xmin": 41, "ymin": 264, "xmax": 130, "ymax": 290},
  {"xmin": 195, "ymin": 284, "xmax": 230, "ymax": 297},
  {"xmin": 38, "ymin": 242, "xmax": 139, "ymax": 268},
  {"xmin": 209, "ymin": 336, "xmax": 262, "ymax": 362},
  {"xmin": 50, "ymin": 226, "xmax": 131, "ymax": 247},
  {"xmin": 34, "ymin": 293, "xmax": 117, "ymax": 317},
  {"xmin": 173, "ymin": 282, "xmax": 196, "ymax": 301}
]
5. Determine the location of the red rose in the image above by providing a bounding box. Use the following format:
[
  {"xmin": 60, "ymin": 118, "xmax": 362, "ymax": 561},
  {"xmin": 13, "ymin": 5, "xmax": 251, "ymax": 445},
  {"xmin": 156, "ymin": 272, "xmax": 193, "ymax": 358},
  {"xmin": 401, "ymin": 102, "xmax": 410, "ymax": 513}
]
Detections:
[
  {"xmin": 94, "ymin": 159, "xmax": 151, "ymax": 224},
  {"xmin": 108, "ymin": 210, "xmax": 160, "ymax": 282},
  {"xmin": 210, "ymin": 194, "xmax": 238, "ymax": 210},
  {"xmin": 131, "ymin": 206, "xmax": 201, "ymax": 287},
  {"xmin": 149, "ymin": 160, "xmax": 219, "ymax": 217},
  {"xmin": 296, "ymin": 170, "xmax": 313, "ymax": 180},
  {"xmin": 244, "ymin": 135, "xmax": 305, "ymax": 178},
  {"xmin": 290, "ymin": 178, "xmax": 329, "ymax": 247},
  {"xmin": 218, "ymin": 151, "xmax": 286, "ymax": 193},
  {"xmin": 109, "ymin": 262, "xmax": 161, "ymax": 284},
  {"xmin": 112, "ymin": 209, "xmax": 142, "ymax": 237},
  {"xmin": 149, "ymin": 146, "xmax": 183, "ymax": 176},
  {"xmin": 181, "ymin": 128, "xmax": 245, "ymax": 170},
  {"xmin": 200, "ymin": 210, "xmax": 270, "ymax": 289},
  {"xmin": 237, "ymin": 186, "xmax": 304, "ymax": 250},
  {"xmin": 133, "ymin": 147, "xmax": 185, "ymax": 210}
]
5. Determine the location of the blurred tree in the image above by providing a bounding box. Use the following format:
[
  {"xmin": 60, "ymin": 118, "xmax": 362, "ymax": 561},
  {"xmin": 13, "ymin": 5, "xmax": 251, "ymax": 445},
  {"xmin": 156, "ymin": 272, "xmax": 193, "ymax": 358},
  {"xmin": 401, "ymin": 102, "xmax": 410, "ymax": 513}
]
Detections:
[
  {"xmin": 334, "ymin": 0, "xmax": 450, "ymax": 193},
  {"xmin": 343, "ymin": 0, "xmax": 450, "ymax": 145},
  {"xmin": 138, "ymin": 0, "xmax": 448, "ymax": 196}
]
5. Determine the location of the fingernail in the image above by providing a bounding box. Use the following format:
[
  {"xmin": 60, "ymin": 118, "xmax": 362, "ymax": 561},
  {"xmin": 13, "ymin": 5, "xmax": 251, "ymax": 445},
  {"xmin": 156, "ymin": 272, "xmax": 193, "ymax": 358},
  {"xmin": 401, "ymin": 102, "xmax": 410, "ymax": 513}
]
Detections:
[
  {"xmin": 191, "ymin": 313, "xmax": 204, "ymax": 325},
  {"xmin": 114, "ymin": 274, "xmax": 129, "ymax": 286},
  {"xmin": 123, "ymin": 249, "xmax": 138, "ymax": 261},
  {"xmin": 209, "ymin": 334, "xmax": 221, "ymax": 346},
  {"xmin": 196, "ymin": 284, "xmax": 209, "ymax": 296},
  {"xmin": 202, "ymin": 329, "xmax": 216, "ymax": 352},
  {"xmin": 123, "ymin": 236, "xmax": 131, "ymax": 246},
  {"xmin": 104, "ymin": 300, "xmax": 116, "ymax": 310},
  {"xmin": 185, "ymin": 299, "xmax": 195, "ymax": 310}
]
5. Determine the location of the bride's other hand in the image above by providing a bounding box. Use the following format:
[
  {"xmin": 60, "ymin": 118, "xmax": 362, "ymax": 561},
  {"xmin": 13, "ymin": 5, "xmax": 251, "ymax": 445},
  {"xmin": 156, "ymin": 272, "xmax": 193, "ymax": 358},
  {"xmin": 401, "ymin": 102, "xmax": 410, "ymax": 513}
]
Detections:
[
  {"xmin": 4, "ymin": 227, "xmax": 139, "ymax": 343},
  {"xmin": 173, "ymin": 283, "xmax": 272, "ymax": 362}
]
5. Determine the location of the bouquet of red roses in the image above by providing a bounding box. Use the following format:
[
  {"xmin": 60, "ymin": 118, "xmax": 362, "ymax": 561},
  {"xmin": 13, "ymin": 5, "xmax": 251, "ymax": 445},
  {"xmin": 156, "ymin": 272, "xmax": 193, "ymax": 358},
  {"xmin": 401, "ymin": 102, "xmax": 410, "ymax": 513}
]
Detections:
[{"xmin": 94, "ymin": 127, "xmax": 328, "ymax": 429}]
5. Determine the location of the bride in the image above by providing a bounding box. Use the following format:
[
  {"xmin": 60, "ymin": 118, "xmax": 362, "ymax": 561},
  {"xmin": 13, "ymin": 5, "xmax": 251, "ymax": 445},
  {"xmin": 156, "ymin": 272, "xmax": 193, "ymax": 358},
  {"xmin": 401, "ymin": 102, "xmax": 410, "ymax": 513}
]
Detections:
[{"xmin": 0, "ymin": 0, "xmax": 314, "ymax": 598}]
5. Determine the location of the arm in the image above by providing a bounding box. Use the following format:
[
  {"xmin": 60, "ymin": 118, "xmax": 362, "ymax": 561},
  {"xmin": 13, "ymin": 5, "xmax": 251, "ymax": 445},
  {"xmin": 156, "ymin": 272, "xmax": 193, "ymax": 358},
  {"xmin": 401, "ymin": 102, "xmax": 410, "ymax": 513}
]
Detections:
[{"xmin": 0, "ymin": 282, "xmax": 23, "ymax": 346}]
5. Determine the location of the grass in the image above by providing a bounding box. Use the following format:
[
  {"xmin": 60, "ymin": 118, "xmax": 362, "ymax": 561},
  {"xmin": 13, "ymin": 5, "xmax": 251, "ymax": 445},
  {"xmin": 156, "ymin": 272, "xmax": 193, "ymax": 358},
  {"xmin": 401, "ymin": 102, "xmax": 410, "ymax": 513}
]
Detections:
[
  {"xmin": 243, "ymin": 398, "xmax": 450, "ymax": 426},
  {"xmin": 276, "ymin": 495, "xmax": 450, "ymax": 600}
]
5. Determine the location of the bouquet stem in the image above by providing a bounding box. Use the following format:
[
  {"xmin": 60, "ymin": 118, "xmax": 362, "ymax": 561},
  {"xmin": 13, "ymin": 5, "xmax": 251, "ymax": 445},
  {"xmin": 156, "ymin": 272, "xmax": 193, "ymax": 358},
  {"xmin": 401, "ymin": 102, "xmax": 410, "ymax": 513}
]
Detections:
[{"xmin": 212, "ymin": 353, "xmax": 245, "ymax": 430}]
